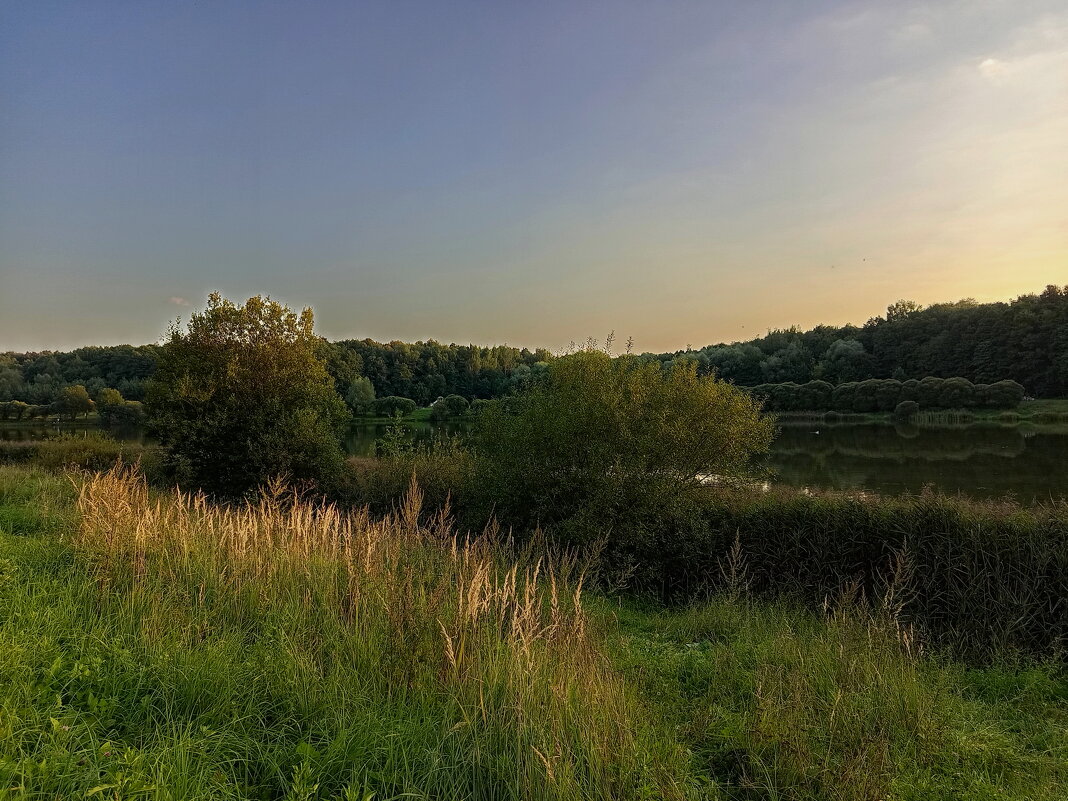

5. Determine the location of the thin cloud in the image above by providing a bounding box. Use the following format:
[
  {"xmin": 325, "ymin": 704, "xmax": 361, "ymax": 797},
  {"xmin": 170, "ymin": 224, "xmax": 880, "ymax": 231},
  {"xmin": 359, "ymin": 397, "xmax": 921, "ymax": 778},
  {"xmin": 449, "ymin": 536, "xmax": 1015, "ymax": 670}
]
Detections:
[
  {"xmin": 978, "ymin": 57, "xmax": 1008, "ymax": 81},
  {"xmin": 169, "ymin": 296, "xmax": 190, "ymax": 307}
]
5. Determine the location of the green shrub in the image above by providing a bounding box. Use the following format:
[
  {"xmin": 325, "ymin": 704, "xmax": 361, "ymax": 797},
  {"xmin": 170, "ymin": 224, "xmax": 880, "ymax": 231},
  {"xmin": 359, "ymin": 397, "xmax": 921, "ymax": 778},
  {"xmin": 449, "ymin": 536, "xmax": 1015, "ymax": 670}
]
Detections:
[
  {"xmin": 429, "ymin": 393, "xmax": 470, "ymax": 422},
  {"xmin": 894, "ymin": 400, "xmax": 920, "ymax": 420},
  {"xmin": 470, "ymin": 349, "xmax": 773, "ymax": 549},
  {"xmin": 146, "ymin": 294, "xmax": 350, "ymax": 497},
  {"xmin": 0, "ymin": 434, "xmax": 153, "ymax": 474},
  {"xmin": 372, "ymin": 396, "xmax": 418, "ymax": 417},
  {"xmin": 649, "ymin": 487, "xmax": 1068, "ymax": 658}
]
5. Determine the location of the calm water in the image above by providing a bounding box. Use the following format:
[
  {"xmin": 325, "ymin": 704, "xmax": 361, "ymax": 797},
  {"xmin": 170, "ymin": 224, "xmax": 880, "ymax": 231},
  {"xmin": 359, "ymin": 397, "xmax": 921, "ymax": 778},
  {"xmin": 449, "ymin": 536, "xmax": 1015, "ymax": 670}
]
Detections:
[
  {"xmin": 769, "ymin": 422, "xmax": 1068, "ymax": 503},
  {"xmin": 6, "ymin": 420, "xmax": 1067, "ymax": 503}
]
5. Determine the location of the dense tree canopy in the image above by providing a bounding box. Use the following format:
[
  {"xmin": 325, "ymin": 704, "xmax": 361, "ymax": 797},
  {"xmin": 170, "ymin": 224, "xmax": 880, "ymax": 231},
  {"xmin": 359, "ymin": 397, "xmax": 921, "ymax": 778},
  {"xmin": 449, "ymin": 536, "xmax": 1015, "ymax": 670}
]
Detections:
[
  {"xmin": 654, "ymin": 285, "xmax": 1068, "ymax": 397},
  {"xmin": 58, "ymin": 384, "xmax": 94, "ymax": 420},
  {"xmin": 0, "ymin": 345, "xmax": 160, "ymax": 404},
  {"xmin": 145, "ymin": 294, "xmax": 350, "ymax": 495}
]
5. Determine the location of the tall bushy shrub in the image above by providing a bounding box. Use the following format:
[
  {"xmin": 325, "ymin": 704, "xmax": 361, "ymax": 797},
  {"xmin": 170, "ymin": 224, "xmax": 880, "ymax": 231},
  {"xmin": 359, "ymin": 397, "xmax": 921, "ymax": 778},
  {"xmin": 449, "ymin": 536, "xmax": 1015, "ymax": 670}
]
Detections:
[
  {"xmin": 146, "ymin": 294, "xmax": 350, "ymax": 496},
  {"xmin": 372, "ymin": 396, "xmax": 418, "ymax": 417},
  {"xmin": 472, "ymin": 349, "xmax": 774, "ymax": 548}
]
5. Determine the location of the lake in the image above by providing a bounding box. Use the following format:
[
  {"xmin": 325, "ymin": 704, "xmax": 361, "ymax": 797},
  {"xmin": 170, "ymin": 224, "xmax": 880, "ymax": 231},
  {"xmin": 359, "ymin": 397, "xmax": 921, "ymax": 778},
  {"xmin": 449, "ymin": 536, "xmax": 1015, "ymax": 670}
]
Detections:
[
  {"xmin": 770, "ymin": 421, "xmax": 1068, "ymax": 503},
  {"xmin": 5, "ymin": 420, "xmax": 1067, "ymax": 504}
]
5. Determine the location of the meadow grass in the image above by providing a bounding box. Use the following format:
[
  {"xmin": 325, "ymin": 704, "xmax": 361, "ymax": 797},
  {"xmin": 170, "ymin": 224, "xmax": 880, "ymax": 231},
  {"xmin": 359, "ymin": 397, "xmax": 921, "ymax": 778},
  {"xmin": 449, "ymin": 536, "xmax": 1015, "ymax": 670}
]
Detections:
[
  {"xmin": 0, "ymin": 464, "xmax": 1065, "ymax": 799},
  {"xmin": 601, "ymin": 597, "xmax": 1067, "ymax": 800},
  {"xmin": 0, "ymin": 465, "xmax": 695, "ymax": 800}
]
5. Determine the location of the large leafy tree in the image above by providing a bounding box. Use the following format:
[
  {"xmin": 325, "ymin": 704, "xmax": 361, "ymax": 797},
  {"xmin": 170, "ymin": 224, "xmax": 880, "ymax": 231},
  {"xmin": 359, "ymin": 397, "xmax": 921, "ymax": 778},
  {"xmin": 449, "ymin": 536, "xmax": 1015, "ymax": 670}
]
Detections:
[
  {"xmin": 58, "ymin": 384, "xmax": 94, "ymax": 419},
  {"xmin": 146, "ymin": 294, "xmax": 350, "ymax": 496}
]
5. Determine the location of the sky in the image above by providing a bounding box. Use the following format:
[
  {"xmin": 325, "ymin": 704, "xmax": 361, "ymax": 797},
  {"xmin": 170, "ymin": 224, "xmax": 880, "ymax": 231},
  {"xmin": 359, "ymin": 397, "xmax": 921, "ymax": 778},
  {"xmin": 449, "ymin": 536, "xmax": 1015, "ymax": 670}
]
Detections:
[{"xmin": 1, "ymin": 0, "xmax": 1066, "ymax": 353}]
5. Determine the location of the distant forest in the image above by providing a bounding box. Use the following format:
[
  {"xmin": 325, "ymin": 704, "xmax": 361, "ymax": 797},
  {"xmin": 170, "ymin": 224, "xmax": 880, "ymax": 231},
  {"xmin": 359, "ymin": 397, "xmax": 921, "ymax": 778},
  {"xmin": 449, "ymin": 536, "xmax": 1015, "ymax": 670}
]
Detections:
[
  {"xmin": 650, "ymin": 284, "xmax": 1068, "ymax": 398},
  {"xmin": 1, "ymin": 285, "xmax": 1066, "ymax": 407}
]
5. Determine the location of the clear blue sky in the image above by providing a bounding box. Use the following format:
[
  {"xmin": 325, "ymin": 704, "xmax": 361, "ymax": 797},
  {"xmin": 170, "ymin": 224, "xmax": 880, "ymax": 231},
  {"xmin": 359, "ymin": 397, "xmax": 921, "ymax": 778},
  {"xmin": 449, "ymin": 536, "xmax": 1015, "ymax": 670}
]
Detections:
[{"xmin": 2, "ymin": 0, "xmax": 1065, "ymax": 352}]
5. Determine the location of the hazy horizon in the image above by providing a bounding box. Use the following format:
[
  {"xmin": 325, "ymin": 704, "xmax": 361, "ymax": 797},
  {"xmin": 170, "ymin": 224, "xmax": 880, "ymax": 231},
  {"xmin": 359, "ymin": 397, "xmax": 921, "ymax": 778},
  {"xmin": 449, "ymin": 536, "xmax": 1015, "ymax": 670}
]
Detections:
[
  {"xmin": 3, "ymin": 1, "xmax": 1066, "ymax": 353},
  {"xmin": 1, "ymin": 284, "xmax": 1059, "ymax": 356}
]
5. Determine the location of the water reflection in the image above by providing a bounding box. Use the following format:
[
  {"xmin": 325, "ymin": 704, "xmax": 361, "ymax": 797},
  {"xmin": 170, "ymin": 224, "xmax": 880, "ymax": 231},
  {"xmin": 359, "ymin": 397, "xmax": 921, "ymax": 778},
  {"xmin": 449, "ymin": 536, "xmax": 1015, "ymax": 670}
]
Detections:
[
  {"xmin": 767, "ymin": 422, "xmax": 1068, "ymax": 503},
  {"xmin": 343, "ymin": 420, "xmax": 469, "ymax": 457}
]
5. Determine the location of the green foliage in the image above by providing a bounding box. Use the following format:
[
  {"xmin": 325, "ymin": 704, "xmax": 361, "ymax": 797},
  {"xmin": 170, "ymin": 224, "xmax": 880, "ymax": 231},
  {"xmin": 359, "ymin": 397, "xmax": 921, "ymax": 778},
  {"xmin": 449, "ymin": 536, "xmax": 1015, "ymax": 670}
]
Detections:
[
  {"xmin": 344, "ymin": 437, "xmax": 475, "ymax": 515},
  {"xmin": 610, "ymin": 598, "xmax": 1067, "ymax": 800},
  {"xmin": 343, "ymin": 375, "xmax": 376, "ymax": 415},
  {"xmin": 0, "ymin": 401, "xmax": 30, "ymax": 421},
  {"xmin": 471, "ymin": 348, "xmax": 774, "ymax": 550},
  {"xmin": 650, "ymin": 486, "xmax": 1068, "ymax": 658},
  {"xmin": 95, "ymin": 388, "xmax": 145, "ymax": 428},
  {"xmin": 0, "ymin": 433, "xmax": 151, "ymax": 473},
  {"xmin": 145, "ymin": 293, "xmax": 350, "ymax": 496},
  {"xmin": 658, "ymin": 285, "xmax": 1068, "ymax": 397},
  {"xmin": 341, "ymin": 340, "xmax": 553, "ymax": 404},
  {"xmin": 429, "ymin": 393, "xmax": 470, "ymax": 422},
  {"xmin": 0, "ymin": 465, "xmax": 695, "ymax": 801},
  {"xmin": 4, "ymin": 286, "xmax": 1065, "ymax": 405},
  {"xmin": 894, "ymin": 400, "xmax": 920, "ymax": 420},
  {"xmin": 58, "ymin": 384, "xmax": 94, "ymax": 420},
  {"xmin": 371, "ymin": 395, "xmax": 417, "ymax": 417},
  {"xmin": 0, "ymin": 345, "xmax": 159, "ymax": 404},
  {"xmin": 754, "ymin": 376, "xmax": 1025, "ymax": 413},
  {"xmin": 1, "ymin": 465, "xmax": 1065, "ymax": 799}
]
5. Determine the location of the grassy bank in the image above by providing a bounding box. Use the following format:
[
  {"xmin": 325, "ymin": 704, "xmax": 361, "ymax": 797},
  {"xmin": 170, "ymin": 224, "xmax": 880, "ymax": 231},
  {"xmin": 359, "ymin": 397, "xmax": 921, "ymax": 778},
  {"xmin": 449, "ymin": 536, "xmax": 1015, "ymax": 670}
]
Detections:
[
  {"xmin": 0, "ymin": 464, "xmax": 1065, "ymax": 799},
  {"xmin": 0, "ymin": 432, "xmax": 157, "ymax": 474},
  {"xmin": 352, "ymin": 407, "xmax": 435, "ymax": 425}
]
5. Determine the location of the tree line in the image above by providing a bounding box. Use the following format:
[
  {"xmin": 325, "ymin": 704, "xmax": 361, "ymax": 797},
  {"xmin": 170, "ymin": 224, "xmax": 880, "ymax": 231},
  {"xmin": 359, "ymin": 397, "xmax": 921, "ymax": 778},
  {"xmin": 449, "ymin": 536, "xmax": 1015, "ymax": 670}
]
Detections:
[
  {"xmin": 749, "ymin": 377, "xmax": 1025, "ymax": 414},
  {"xmin": 0, "ymin": 386, "xmax": 144, "ymax": 425},
  {"xmin": 0, "ymin": 339, "xmax": 550, "ymax": 415},
  {"xmin": 2, "ymin": 286, "xmax": 1065, "ymax": 416},
  {"xmin": 322, "ymin": 339, "xmax": 552, "ymax": 407},
  {"xmin": 654, "ymin": 285, "xmax": 1068, "ymax": 397}
]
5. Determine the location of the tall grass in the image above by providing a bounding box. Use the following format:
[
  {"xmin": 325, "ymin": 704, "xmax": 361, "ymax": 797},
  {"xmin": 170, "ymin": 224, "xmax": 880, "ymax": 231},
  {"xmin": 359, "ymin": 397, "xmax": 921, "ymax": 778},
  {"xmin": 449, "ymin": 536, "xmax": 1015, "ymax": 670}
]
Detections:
[
  {"xmin": 56, "ymin": 463, "xmax": 695, "ymax": 800},
  {"xmin": 606, "ymin": 596, "xmax": 1067, "ymax": 800},
  {"xmin": 0, "ymin": 432, "xmax": 153, "ymax": 473},
  {"xmin": 643, "ymin": 486, "xmax": 1068, "ymax": 658}
]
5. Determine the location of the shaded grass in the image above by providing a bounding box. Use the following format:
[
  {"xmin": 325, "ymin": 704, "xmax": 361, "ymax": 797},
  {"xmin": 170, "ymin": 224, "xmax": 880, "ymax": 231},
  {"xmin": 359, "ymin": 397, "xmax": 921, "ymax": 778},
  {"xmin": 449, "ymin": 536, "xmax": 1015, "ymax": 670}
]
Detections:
[{"xmin": 599, "ymin": 597, "xmax": 1067, "ymax": 800}]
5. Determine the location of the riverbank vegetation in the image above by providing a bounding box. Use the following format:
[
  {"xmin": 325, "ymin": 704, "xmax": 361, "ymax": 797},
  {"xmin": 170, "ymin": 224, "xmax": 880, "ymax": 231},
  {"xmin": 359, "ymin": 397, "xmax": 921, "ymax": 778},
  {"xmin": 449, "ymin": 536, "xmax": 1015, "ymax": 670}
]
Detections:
[
  {"xmin": 348, "ymin": 427, "xmax": 1068, "ymax": 660},
  {"xmin": 145, "ymin": 294, "xmax": 351, "ymax": 496},
  {"xmin": 1, "ymin": 464, "xmax": 1065, "ymax": 799},
  {"xmin": 662, "ymin": 285, "xmax": 1068, "ymax": 398}
]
